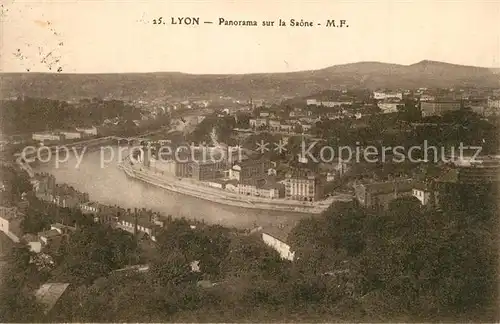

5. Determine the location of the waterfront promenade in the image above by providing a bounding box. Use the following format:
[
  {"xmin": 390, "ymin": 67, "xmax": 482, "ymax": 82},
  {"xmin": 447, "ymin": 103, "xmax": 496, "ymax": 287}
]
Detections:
[{"xmin": 119, "ymin": 158, "xmax": 352, "ymax": 214}]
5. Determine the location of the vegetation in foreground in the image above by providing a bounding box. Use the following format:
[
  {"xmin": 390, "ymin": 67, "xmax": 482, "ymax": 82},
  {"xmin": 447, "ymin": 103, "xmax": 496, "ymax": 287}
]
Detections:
[{"xmin": 0, "ymin": 181, "xmax": 498, "ymax": 322}]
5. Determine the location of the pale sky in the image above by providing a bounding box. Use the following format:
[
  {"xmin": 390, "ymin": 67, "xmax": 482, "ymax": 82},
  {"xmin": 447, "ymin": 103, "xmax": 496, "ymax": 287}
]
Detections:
[{"xmin": 1, "ymin": 0, "xmax": 499, "ymax": 74}]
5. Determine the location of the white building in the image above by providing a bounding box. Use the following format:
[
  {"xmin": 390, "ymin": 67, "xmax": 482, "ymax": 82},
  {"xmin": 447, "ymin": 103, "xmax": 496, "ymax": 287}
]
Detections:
[
  {"xmin": 262, "ymin": 232, "xmax": 295, "ymax": 261},
  {"xmin": 281, "ymin": 173, "xmax": 325, "ymax": 201},
  {"xmin": 23, "ymin": 234, "xmax": 42, "ymax": 253},
  {"xmin": 320, "ymin": 101, "xmax": 353, "ymax": 107},
  {"xmin": 420, "ymin": 94, "xmax": 436, "ymax": 102},
  {"xmin": 412, "ymin": 183, "xmax": 436, "ymax": 206},
  {"xmin": 60, "ymin": 131, "xmax": 81, "ymax": 140},
  {"xmin": 32, "ymin": 132, "xmax": 62, "ymax": 142},
  {"xmin": 0, "ymin": 206, "xmax": 22, "ymax": 242},
  {"xmin": 412, "ymin": 188, "xmax": 431, "ymax": 205},
  {"xmin": 306, "ymin": 99, "xmax": 318, "ymax": 106},
  {"xmin": 249, "ymin": 118, "xmax": 268, "ymax": 128},
  {"xmin": 75, "ymin": 126, "xmax": 98, "ymax": 136},
  {"xmin": 377, "ymin": 101, "xmax": 404, "ymax": 114},
  {"xmin": 306, "ymin": 99, "xmax": 353, "ymax": 107},
  {"xmin": 487, "ymin": 97, "xmax": 500, "ymax": 109},
  {"xmin": 373, "ymin": 91, "xmax": 403, "ymax": 100}
]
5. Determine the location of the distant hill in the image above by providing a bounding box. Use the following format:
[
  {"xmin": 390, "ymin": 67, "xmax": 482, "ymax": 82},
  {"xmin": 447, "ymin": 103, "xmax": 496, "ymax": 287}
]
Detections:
[{"xmin": 1, "ymin": 60, "xmax": 499, "ymax": 101}]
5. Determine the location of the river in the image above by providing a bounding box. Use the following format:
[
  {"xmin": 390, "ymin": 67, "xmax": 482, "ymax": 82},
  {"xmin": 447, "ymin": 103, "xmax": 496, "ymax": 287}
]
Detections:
[{"xmin": 34, "ymin": 146, "xmax": 312, "ymax": 230}]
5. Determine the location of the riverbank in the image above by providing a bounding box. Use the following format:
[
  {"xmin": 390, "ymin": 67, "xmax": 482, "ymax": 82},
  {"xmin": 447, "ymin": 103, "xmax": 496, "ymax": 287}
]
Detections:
[{"xmin": 119, "ymin": 160, "xmax": 352, "ymax": 215}]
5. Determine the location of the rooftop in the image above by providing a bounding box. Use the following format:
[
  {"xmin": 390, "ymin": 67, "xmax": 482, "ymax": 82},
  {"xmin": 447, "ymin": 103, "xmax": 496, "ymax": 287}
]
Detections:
[
  {"xmin": 360, "ymin": 179, "xmax": 415, "ymax": 194},
  {"xmin": 436, "ymin": 169, "xmax": 459, "ymax": 183},
  {"xmin": 22, "ymin": 233, "xmax": 39, "ymax": 242},
  {"xmin": 241, "ymin": 176, "xmax": 283, "ymax": 190},
  {"xmin": 38, "ymin": 229, "xmax": 62, "ymax": 239},
  {"xmin": 35, "ymin": 283, "xmax": 70, "ymax": 314},
  {"xmin": 413, "ymin": 181, "xmax": 431, "ymax": 191},
  {"xmin": 0, "ymin": 206, "xmax": 19, "ymax": 220},
  {"xmin": 260, "ymin": 223, "xmax": 295, "ymax": 243}
]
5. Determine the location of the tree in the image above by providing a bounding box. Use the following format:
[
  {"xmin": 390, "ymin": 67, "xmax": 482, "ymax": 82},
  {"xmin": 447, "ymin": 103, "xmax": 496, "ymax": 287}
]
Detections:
[
  {"xmin": 0, "ymin": 245, "xmax": 44, "ymax": 322},
  {"xmin": 150, "ymin": 249, "xmax": 194, "ymax": 286},
  {"xmin": 50, "ymin": 225, "xmax": 138, "ymax": 284}
]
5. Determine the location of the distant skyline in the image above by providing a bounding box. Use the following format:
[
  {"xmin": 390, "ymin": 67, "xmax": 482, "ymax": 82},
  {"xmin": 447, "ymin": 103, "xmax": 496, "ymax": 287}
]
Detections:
[{"xmin": 1, "ymin": 1, "xmax": 500, "ymax": 74}]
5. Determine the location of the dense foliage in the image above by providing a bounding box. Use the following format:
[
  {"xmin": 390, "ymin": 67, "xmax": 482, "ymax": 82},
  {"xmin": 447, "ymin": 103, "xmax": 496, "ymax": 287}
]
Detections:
[
  {"xmin": 0, "ymin": 182, "xmax": 494, "ymax": 322},
  {"xmin": 0, "ymin": 97, "xmax": 141, "ymax": 134}
]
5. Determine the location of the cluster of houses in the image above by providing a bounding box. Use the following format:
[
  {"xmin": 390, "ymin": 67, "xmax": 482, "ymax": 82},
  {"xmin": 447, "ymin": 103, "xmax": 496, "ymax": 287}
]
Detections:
[
  {"xmin": 31, "ymin": 126, "xmax": 98, "ymax": 143},
  {"xmin": 226, "ymin": 88, "xmax": 500, "ymax": 139},
  {"xmin": 31, "ymin": 173, "xmax": 166, "ymax": 243},
  {"xmin": 145, "ymin": 146, "xmax": 330, "ymax": 202},
  {"xmin": 375, "ymin": 88, "xmax": 500, "ymax": 117},
  {"xmin": 0, "ymin": 173, "xmax": 170, "ymax": 259},
  {"xmin": 353, "ymin": 155, "xmax": 500, "ymax": 210}
]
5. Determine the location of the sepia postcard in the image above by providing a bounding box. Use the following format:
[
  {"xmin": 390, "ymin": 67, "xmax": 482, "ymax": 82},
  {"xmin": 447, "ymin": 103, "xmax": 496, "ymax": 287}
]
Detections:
[{"xmin": 0, "ymin": 0, "xmax": 499, "ymax": 322}]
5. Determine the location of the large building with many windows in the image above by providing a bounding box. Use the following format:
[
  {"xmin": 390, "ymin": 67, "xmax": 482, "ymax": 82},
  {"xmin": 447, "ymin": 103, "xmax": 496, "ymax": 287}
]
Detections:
[
  {"xmin": 421, "ymin": 101, "xmax": 462, "ymax": 117},
  {"xmin": 237, "ymin": 177, "xmax": 285, "ymax": 199},
  {"xmin": 229, "ymin": 159, "xmax": 273, "ymax": 182},
  {"xmin": 281, "ymin": 173, "xmax": 325, "ymax": 201},
  {"xmin": 354, "ymin": 179, "xmax": 415, "ymax": 209},
  {"xmin": 191, "ymin": 160, "xmax": 224, "ymax": 181}
]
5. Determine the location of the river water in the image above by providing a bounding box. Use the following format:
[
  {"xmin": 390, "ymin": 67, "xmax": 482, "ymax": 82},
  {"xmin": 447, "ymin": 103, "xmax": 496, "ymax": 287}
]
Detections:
[{"xmin": 34, "ymin": 146, "xmax": 312, "ymax": 230}]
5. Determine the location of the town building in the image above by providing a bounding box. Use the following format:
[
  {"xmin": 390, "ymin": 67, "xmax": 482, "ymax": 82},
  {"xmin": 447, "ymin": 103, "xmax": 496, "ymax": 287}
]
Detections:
[
  {"xmin": 34, "ymin": 175, "xmax": 89, "ymax": 208},
  {"xmin": 300, "ymin": 123, "xmax": 313, "ymax": 132},
  {"xmin": 59, "ymin": 130, "xmax": 82, "ymax": 140},
  {"xmin": 306, "ymin": 99, "xmax": 318, "ymax": 106},
  {"xmin": 377, "ymin": 100, "xmax": 404, "ymax": 114},
  {"xmin": 32, "ymin": 132, "xmax": 62, "ymax": 142},
  {"xmin": 191, "ymin": 160, "xmax": 223, "ymax": 181},
  {"xmin": 22, "ymin": 233, "xmax": 42, "ymax": 253},
  {"xmin": 326, "ymin": 112, "xmax": 343, "ymax": 120},
  {"xmin": 373, "ymin": 91, "xmax": 403, "ymax": 101},
  {"xmin": 321, "ymin": 100, "xmax": 353, "ymax": 107},
  {"xmin": 419, "ymin": 94, "xmax": 436, "ymax": 102},
  {"xmin": 115, "ymin": 209, "xmax": 160, "ymax": 241},
  {"xmin": 237, "ymin": 177, "xmax": 285, "ymax": 198},
  {"xmin": 79, "ymin": 201, "xmax": 100, "ymax": 215},
  {"xmin": 38, "ymin": 228, "xmax": 63, "ymax": 246},
  {"xmin": 94, "ymin": 205, "xmax": 122, "ymax": 224},
  {"xmin": 306, "ymin": 99, "xmax": 353, "ymax": 107},
  {"xmin": 420, "ymin": 101, "xmax": 461, "ymax": 117},
  {"xmin": 34, "ymin": 173, "xmax": 56, "ymax": 196},
  {"xmin": 0, "ymin": 206, "xmax": 23, "ymax": 242},
  {"xmin": 299, "ymin": 116, "xmax": 321, "ymax": 124},
  {"xmin": 259, "ymin": 225, "xmax": 295, "ymax": 261},
  {"xmin": 75, "ymin": 126, "xmax": 98, "ymax": 136},
  {"xmin": 262, "ymin": 232, "xmax": 295, "ymax": 261},
  {"xmin": 289, "ymin": 111, "xmax": 306, "ymax": 118},
  {"xmin": 412, "ymin": 182, "xmax": 437, "ymax": 206},
  {"xmin": 268, "ymin": 119, "xmax": 281, "ymax": 131},
  {"xmin": 487, "ymin": 97, "xmax": 500, "ymax": 109},
  {"xmin": 205, "ymin": 179, "xmax": 230, "ymax": 189},
  {"xmin": 229, "ymin": 158, "xmax": 273, "ymax": 182},
  {"xmin": 281, "ymin": 173, "xmax": 325, "ymax": 201},
  {"xmin": 279, "ymin": 124, "xmax": 294, "ymax": 132},
  {"xmin": 249, "ymin": 118, "xmax": 268, "ymax": 128},
  {"xmin": 150, "ymin": 159, "xmax": 192, "ymax": 177},
  {"xmin": 354, "ymin": 179, "xmax": 415, "ymax": 209}
]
